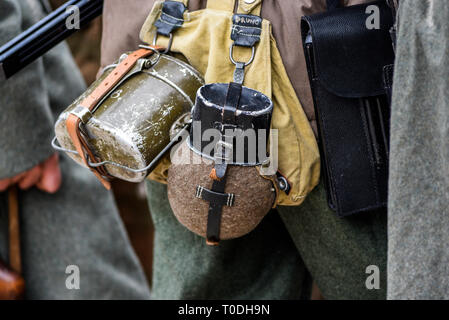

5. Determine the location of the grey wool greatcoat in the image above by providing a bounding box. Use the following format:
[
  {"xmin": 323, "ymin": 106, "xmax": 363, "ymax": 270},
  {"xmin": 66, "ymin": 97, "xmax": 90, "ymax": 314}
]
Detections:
[
  {"xmin": 0, "ymin": 0, "xmax": 151, "ymax": 299},
  {"xmin": 388, "ymin": 0, "xmax": 449, "ymax": 300}
]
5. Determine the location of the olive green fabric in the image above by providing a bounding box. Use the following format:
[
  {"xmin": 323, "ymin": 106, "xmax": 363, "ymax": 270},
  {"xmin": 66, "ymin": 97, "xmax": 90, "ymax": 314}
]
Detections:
[
  {"xmin": 140, "ymin": 0, "xmax": 321, "ymax": 206},
  {"xmin": 146, "ymin": 179, "xmax": 309, "ymax": 299},
  {"xmin": 147, "ymin": 180, "xmax": 387, "ymax": 299},
  {"xmin": 277, "ymin": 183, "xmax": 387, "ymax": 300}
]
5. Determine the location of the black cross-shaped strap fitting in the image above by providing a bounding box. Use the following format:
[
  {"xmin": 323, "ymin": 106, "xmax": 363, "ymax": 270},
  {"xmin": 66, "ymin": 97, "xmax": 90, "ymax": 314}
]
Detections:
[{"xmin": 196, "ymin": 186, "xmax": 235, "ymax": 207}]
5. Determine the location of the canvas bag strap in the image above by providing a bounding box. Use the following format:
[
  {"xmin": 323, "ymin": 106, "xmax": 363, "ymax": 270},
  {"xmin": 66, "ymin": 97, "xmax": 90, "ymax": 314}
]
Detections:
[
  {"xmin": 203, "ymin": 1, "xmax": 264, "ymax": 245},
  {"xmin": 153, "ymin": 0, "xmax": 188, "ymax": 52}
]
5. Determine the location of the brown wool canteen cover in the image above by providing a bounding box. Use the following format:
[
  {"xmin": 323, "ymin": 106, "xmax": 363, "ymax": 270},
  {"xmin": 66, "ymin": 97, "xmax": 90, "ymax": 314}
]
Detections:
[
  {"xmin": 167, "ymin": 139, "xmax": 276, "ymax": 240},
  {"xmin": 167, "ymin": 82, "xmax": 277, "ymax": 242},
  {"xmin": 54, "ymin": 50, "xmax": 204, "ymax": 182}
]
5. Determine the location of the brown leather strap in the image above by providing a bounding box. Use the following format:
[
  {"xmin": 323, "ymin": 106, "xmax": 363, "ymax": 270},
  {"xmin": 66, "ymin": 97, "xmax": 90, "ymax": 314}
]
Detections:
[
  {"xmin": 0, "ymin": 260, "xmax": 24, "ymax": 300},
  {"xmin": 8, "ymin": 186, "xmax": 21, "ymax": 275},
  {"xmin": 0, "ymin": 186, "xmax": 25, "ymax": 300},
  {"xmin": 66, "ymin": 47, "xmax": 162, "ymax": 189}
]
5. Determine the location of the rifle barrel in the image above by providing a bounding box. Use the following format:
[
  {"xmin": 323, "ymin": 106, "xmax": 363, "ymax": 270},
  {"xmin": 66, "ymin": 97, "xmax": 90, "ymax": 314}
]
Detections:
[{"xmin": 0, "ymin": 0, "xmax": 104, "ymax": 81}]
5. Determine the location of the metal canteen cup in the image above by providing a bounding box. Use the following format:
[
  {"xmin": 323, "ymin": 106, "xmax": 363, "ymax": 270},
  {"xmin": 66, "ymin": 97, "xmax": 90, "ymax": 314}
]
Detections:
[{"xmin": 54, "ymin": 49, "xmax": 204, "ymax": 182}]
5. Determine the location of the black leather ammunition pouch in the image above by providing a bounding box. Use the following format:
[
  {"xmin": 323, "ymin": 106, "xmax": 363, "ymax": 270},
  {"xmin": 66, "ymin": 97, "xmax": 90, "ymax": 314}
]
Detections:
[{"xmin": 302, "ymin": 0, "xmax": 395, "ymax": 216}]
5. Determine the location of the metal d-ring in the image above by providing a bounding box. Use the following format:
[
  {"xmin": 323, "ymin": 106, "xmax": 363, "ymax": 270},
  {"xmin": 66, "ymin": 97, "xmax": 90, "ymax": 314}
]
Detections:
[
  {"xmin": 152, "ymin": 32, "xmax": 173, "ymax": 54},
  {"xmin": 229, "ymin": 43, "xmax": 255, "ymax": 67}
]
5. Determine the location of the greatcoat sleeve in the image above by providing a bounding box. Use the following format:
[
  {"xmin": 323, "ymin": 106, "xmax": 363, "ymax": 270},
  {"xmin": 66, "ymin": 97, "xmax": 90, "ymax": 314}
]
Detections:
[
  {"xmin": 0, "ymin": 0, "xmax": 58, "ymax": 179},
  {"xmin": 388, "ymin": 0, "xmax": 449, "ymax": 300}
]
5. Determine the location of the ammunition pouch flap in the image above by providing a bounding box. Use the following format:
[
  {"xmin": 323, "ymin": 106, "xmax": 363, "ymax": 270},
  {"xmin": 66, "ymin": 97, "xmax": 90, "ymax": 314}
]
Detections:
[{"xmin": 302, "ymin": 1, "xmax": 395, "ymax": 98}]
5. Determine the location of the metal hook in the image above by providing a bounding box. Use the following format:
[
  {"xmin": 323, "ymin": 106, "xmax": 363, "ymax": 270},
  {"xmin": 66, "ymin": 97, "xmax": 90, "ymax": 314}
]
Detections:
[{"xmin": 152, "ymin": 32, "xmax": 174, "ymax": 54}]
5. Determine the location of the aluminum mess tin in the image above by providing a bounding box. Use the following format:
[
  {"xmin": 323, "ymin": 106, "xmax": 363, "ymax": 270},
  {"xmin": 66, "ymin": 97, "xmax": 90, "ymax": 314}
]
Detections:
[{"xmin": 54, "ymin": 52, "xmax": 204, "ymax": 182}]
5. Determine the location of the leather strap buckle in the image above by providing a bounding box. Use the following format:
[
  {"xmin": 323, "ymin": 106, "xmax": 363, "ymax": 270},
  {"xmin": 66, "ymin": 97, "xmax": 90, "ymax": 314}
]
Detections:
[{"xmin": 214, "ymin": 140, "xmax": 233, "ymax": 162}]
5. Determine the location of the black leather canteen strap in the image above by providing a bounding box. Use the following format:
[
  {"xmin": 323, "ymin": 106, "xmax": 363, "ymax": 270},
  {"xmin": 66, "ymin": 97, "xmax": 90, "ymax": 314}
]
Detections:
[
  {"xmin": 196, "ymin": 186, "xmax": 235, "ymax": 207},
  {"xmin": 214, "ymin": 82, "xmax": 242, "ymax": 179},
  {"xmin": 222, "ymin": 82, "xmax": 242, "ymax": 124},
  {"xmin": 327, "ymin": 0, "xmax": 341, "ymax": 10},
  {"xmin": 195, "ymin": 181, "xmax": 233, "ymax": 251},
  {"xmin": 229, "ymin": 12, "xmax": 262, "ymax": 84},
  {"xmin": 204, "ymin": 176, "xmax": 230, "ymax": 246},
  {"xmin": 201, "ymin": 83, "xmax": 243, "ymax": 245},
  {"xmin": 154, "ymin": 0, "xmax": 187, "ymax": 36},
  {"xmin": 199, "ymin": 7, "xmax": 263, "ymax": 245}
]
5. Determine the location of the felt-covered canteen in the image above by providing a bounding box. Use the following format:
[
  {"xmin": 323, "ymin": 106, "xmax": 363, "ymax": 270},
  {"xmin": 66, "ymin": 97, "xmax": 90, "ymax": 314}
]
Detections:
[{"xmin": 167, "ymin": 83, "xmax": 277, "ymax": 242}]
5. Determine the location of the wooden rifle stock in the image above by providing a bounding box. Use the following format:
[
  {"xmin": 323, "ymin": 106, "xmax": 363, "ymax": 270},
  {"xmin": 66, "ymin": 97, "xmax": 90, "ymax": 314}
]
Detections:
[
  {"xmin": 0, "ymin": 187, "xmax": 24, "ymax": 300},
  {"xmin": 0, "ymin": 260, "xmax": 24, "ymax": 300}
]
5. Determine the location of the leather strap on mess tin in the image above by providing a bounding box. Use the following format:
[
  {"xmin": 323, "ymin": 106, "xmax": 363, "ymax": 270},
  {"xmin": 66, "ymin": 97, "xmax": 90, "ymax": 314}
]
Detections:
[{"xmin": 65, "ymin": 47, "xmax": 162, "ymax": 189}]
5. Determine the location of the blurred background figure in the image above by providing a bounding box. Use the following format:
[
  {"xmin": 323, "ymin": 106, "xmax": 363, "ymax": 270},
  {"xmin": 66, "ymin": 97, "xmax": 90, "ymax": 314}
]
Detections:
[
  {"xmin": 49, "ymin": 0, "xmax": 155, "ymax": 287},
  {"xmin": 0, "ymin": 0, "xmax": 151, "ymax": 299}
]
